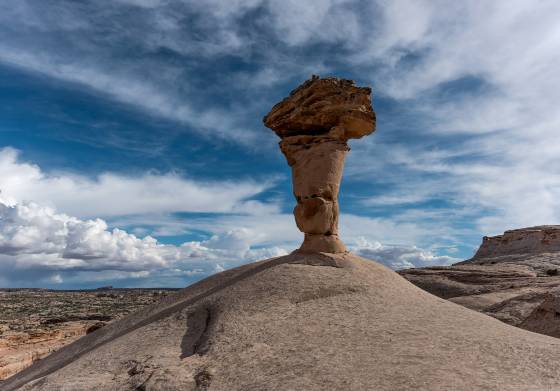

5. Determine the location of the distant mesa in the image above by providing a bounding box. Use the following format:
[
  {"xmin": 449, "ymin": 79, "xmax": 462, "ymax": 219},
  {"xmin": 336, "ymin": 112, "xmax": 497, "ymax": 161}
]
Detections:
[
  {"xmin": 95, "ymin": 285, "xmax": 113, "ymax": 291},
  {"xmin": 472, "ymin": 225, "xmax": 560, "ymax": 260}
]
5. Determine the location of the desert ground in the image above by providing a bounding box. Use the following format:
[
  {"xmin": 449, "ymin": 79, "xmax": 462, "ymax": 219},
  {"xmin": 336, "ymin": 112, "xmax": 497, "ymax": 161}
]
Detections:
[{"xmin": 0, "ymin": 288, "xmax": 178, "ymax": 380}]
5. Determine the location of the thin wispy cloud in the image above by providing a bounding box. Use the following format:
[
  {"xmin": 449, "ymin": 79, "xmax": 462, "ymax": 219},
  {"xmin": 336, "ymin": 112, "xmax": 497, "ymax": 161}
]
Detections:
[{"xmin": 0, "ymin": 148, "xmax": 277, "ymax": 218}]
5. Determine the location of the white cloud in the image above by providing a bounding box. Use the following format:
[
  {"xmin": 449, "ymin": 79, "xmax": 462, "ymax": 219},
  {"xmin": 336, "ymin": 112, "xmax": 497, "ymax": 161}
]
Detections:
[
  {"xmin": 338, "ymin": 0, "xmax": 560, "ymax": 237},
  {"xmin": 2, "ymin": 0, "xmax": 560, "ymax": 282},
  {"xmin": 49, "ymin": 274, "xmax": 63, "ymax": 284},
  {"xmin": 0, "ymin": 147, "xmax": 277, "ymax": 218},
  {"xmin": 0, "ymin": 146, "xmax": 464, "ymax": 286},
  {"xmin": 0, "ymin": 196, "xmax": 456, "ymax": 286},
  {"xmin": 0, "ymin": 149, "xmax": 294, "ymax": 286},
  {"xmin": 0, "ymin": 200, "xmax": 178, "ymax": 271},
  {"xmin": 0, "ymin": 48, "xmax": 261, "ymax": 144},
  {"xmin": 351, "ymin": 237, "xmax": 460, "ymax": 270},
  {"xmin": 0, "ymin": 198, "xmax": 291, "ymax": 286},
  {"xmin": 113, "ymin": 206, "xmax": 464, "ymax": 259},
  {"xmin": 265, "ymin": 0, "xmax": 359, "ymax": 46}
]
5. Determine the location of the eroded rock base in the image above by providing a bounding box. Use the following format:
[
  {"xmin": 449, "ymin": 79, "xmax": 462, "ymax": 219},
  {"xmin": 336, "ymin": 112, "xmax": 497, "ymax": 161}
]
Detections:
[{"xmin": 298, "ymin": 233, "xmax": 347, "ymax": 253}]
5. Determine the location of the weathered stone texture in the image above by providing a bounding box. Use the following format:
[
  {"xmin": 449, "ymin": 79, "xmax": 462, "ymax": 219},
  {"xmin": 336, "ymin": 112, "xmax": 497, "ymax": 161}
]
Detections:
[
  {"xmin": 263, "ymin": 75, "xmax": 375, "ymax": 139},
  {"xmin": 473, "ymin": 226, "xmax": 560, "ymax": 259},
  {"xmin": 264, "ymin": 76, "xmax": 375, "ymax": 253}
]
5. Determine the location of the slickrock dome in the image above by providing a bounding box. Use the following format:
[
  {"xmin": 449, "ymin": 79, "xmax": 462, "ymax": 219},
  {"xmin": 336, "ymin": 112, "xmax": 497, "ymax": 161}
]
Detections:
[{"xmin": 4, "ymin": 253, "xmax": 560, "ymax": 391}]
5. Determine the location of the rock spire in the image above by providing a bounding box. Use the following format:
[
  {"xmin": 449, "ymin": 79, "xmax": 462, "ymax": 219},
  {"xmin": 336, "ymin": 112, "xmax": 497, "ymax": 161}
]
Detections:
[{"xmin": 263, "ymin": 75, "xmax": 376, "ymax": 253}]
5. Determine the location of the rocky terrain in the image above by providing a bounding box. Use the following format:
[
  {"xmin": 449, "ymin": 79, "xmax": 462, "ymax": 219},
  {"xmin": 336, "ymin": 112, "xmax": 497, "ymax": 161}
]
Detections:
[
  {"xmin": 400, "ymin": 226, "xmax": 560, "ymax": 338},
  {"xmin": 4, "ymin": 77, "xmax": 560, "ymax": 390},
  {"xmin": 0, "ymin": 288, "xmax": 177, "ymax": 380},
  {"xmin": 4, "ymin": 252, "xmax": 560, "ymax": 391}
]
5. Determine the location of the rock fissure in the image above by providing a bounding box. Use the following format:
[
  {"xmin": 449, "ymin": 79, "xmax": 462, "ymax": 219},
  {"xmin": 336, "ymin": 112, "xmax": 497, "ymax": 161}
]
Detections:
[
  {"xmin": 181, "ymin": 305, "xmax": 215, "ymax": 359},
  {"xmin": 133, "ymin": 371, "xmax": 154, "ymax": 391},
  {"xmin": 193, "ymin": 309, "xmax": 212, "ymax": 356}
]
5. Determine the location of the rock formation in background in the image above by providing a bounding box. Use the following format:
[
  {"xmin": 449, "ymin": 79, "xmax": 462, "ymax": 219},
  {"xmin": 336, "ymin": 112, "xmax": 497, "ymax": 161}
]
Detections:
[
  {"xmin": 400, "ymin": 225, "xmax": 560, "ymax": 338},
  {"xmin": 473, "ymin": 226, "xmax": 560, "ymax": 259},
  {"xmin": 263, "ymin": 76, "xmax": 376, "ymax": 253}
]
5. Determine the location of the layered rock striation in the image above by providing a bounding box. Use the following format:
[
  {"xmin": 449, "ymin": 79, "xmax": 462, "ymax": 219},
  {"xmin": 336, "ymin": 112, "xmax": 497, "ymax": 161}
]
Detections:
[
  {"xmin": 472, "ymin": 225, "xmax": 560, "ymax": 260},
  {"xmin": 263, "ymin": 76, "xmax": 376, "ymax": 253},
  {"xmin": 400, "ymin": 226, "xmax": 560, "ymax": 339}
]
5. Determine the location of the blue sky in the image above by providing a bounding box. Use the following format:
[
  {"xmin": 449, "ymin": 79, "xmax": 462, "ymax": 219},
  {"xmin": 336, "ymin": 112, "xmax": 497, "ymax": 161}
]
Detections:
[{"xmin": 1, "ymin": 0, "xmax": 559, "ymax": 288}]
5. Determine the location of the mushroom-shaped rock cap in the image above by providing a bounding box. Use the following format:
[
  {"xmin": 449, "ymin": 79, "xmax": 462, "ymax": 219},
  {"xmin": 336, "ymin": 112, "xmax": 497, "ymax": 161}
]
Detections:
[{"xmin": 263, "ymin": 75, "xmax": 376, "ymax": 140}]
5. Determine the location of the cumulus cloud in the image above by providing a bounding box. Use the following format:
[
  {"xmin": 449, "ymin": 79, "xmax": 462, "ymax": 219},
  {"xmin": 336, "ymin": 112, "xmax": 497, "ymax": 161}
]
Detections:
[
  {"xmin": 351, "ymin": 238, "xmax": 460, "ymax": 270},
  {"xmin": 0, "ymin": 200, "xmax": 178, "ymax": 271},
  {"xmin": 0, "ymin": 145, "xmax": 469, "ymax": 287},
  {"xmin": 0, "ymin": 196, "xmax": 457, "ymax": 286},
  {"xmin": 0, "ymin": 198, "xmax": 290, "ymax": 286},
  {"xmin": 0, "ymin": 149, "xmax": 293, "ymax": 286}
]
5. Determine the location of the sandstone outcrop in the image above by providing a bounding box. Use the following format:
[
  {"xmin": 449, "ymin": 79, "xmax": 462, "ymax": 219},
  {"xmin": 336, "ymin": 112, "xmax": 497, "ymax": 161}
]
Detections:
[
  {"xmin": 0, "ymin": 323, "xmax": 89, "ymax": 381},
  {"xmin": 473, "ymin": 226, "xmax": 560, "ymax": 259},
  {"xmin": 400, "ymin": 226, "xmax": 560, "ymax": 338},
  {"xmin": 263, "ymin": 76, "xmax": 376, "ymax": 253},
  {"xmin": 5, "ymin": 253, "xmax": 560, "ymax": 391}
]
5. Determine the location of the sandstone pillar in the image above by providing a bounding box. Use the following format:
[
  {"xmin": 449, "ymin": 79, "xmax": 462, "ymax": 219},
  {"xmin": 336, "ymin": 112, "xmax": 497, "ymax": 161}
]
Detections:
[{"xmin": 263, "ymin": 76, "xmax": 376, "ymax": 253}]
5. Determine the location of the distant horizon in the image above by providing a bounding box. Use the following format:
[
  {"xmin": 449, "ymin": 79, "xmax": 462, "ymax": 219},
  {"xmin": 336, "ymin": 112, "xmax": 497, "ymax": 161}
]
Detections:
[
  {"xmin": 0, "ymin": 286, "xmax": 181, "ymax": 291},
  {"xmin": 1, "ymin": 0, "xmax": 560, "ymax": 289}
]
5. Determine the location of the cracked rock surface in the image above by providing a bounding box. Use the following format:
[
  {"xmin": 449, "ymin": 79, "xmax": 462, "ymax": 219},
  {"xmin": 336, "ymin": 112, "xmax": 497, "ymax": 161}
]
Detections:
[
  {"xmin": 5, "ymin": 252, "xmax": 560, "ymax": 391},
  {"xmin": 263, "ymin": 76, "xmax": 376, "ymax": 253}
]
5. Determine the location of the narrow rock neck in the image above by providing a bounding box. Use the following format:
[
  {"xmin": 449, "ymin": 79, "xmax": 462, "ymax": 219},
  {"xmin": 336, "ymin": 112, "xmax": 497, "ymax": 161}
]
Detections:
[{"xmin": 279, "ymin": 136, "xmax": 349, "ymax": 253}]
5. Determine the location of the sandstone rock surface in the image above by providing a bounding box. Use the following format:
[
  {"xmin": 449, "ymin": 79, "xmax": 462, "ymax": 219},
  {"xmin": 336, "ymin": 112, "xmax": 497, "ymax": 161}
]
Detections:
[
  {"xmin": 5, "ymin": 252, "xmax": 560, "ymax": 391},
  {"xmin": 263, "ymin": 76, "xmax": 375, "ymax": 139},
  {"xmin": 263, "ymin": 76, "xmax": 376, "ymax": 253},
  {"xmin": 400, "ymin": 226, "xmax": 560, "ymax": 338},
  {"xmin": 473, "ymin": 225, "xmax": 560, "ymax": 259}
]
